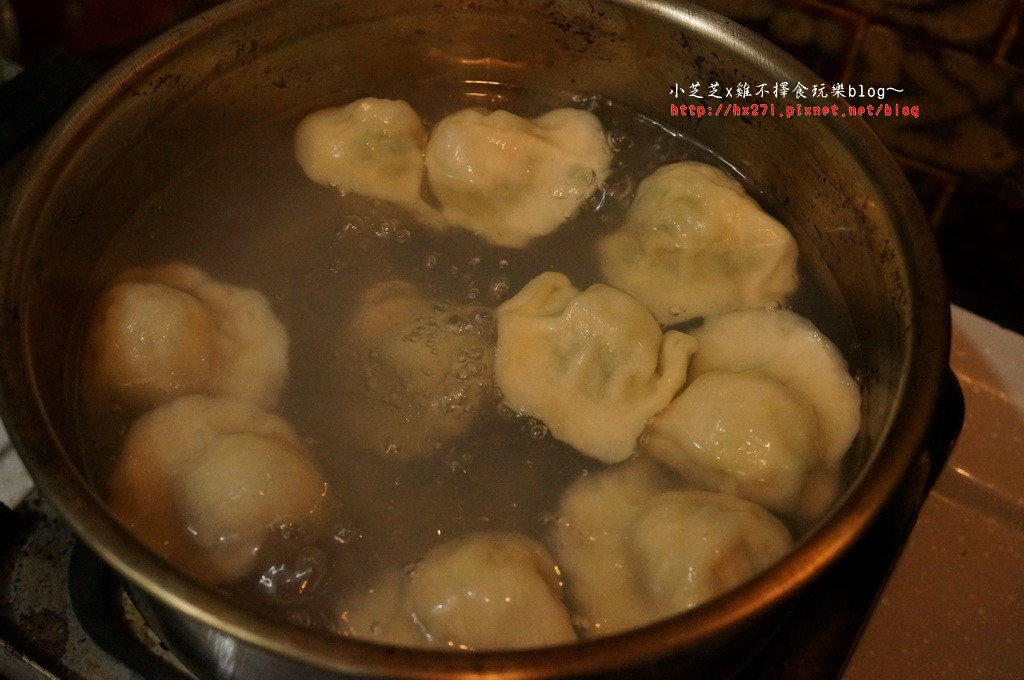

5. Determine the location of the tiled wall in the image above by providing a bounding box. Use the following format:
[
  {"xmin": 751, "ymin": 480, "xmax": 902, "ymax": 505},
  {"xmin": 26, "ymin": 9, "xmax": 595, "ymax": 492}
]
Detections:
[{"xmin": 692, "ymin": 0, "xmax": 1024, "ymax": 334}]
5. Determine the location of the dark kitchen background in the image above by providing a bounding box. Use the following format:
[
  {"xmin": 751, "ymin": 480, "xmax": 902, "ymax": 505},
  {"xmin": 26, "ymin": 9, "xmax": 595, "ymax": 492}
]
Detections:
[{"xmin": 2, "ymin": 0, "xmax": 1022, "ymax": 334}]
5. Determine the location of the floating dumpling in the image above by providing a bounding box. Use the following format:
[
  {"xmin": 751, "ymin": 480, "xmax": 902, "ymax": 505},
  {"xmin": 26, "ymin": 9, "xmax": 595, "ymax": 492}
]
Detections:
[
  {"xmin": 339, "ymin": 532, "xmax": 577, "ymax": 650},
  {"xmin": 425, "ymin": 108, "xmax": 612, "ymax": 247},
  {"xmin": 107, "ymin": 395, "xmax": 328, "ymax": 584},
  {"xmin": 641, "ymin": 308, "xmax": 861, "ymax": 521},
  {"xmin": 495, "ymin": 272, "xmax": 697, "ymax": 463},
  {"xmin": 295, "ymin": 97, "xmax": 439, "ymax": 222},
  {"xmin": 598, "ymin": 161, "xmax": 799, "ymax": 325},
  {"xmin": 550, "ymin": 460, "xmax": 792, "ymax": 637},
  {"xmin": 85, "ymin": 262, "xmax": 289, "ymax": 411},
  {"xmin": 339, "ymin": 280, "xmax": 496, "ymax": 460}
]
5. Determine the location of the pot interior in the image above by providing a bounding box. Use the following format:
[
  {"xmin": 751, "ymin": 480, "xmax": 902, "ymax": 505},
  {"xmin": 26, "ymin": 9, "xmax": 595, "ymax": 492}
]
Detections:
[{"xmin": 0, "ymin": 0, "xmax": 949, "ymax": 677}]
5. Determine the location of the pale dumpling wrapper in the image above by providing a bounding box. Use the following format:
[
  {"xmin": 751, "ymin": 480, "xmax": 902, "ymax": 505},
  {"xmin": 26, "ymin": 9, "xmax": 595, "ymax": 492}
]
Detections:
[
  {"xmin": 85, "ymin": 262, "xmax": 289, "ymax": 411},
  {"xmin": 495, "ymin": 272, "xmax": 698, "ymax": 464},
  {"xmin": 339, "ymin": 280, "xmax": 496, "ymax": 460},
  {"xmin": 641, "ymin": 308, "xmax": 861, "ymax": 522},
  {"xmin": 425, "ymin": 107, "xmax": 612, "ymax": 247},
  {"xmin": 598, "ymin": 161, "xmax": 799, "ymax": 325},
  {"xmin": 339, "ymin": 532, "xmax": 577, "ymax": 650},
  {"xmin": 550, "ymin": 460, "xmax": 792, "ymax": 637},
  {"xmin": 689, "ymin": 308, "xmax": 861, "ymax": 468},
  {"xmin": 295, "ymin": 97, "xmax": 439, "ymax": 222},
  {"xmin": 642, "ymin": 371, "xmax": 830, "ymax": 519},
  {"xmin": 107, "ymin": 395, "xmax": 328, "ymax": 584}
]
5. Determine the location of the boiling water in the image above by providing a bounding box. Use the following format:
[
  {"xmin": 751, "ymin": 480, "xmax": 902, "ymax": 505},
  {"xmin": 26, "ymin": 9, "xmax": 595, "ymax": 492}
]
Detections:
[{"xmin": 77, "ymin": 82, "xmax": 859, "ymax": 636}]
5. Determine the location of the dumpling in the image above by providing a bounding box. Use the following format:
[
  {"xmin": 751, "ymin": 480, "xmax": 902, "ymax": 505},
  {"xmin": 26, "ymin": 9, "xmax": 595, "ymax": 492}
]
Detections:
[
  {"xmin": 598, "ymin": 161, "xmax": 799, "ymax": 325},
  {"xmin": 641, "ymin": 371, "xmax": 822, "ymax": 517},
  {"xmin": 494, "ymin": 272, "xmax": 697, "ymax": 463},
  {"xmin": 549, "ymin": 460, "xmax": 792, "ymax": 637},
  {"xmin": 339, "ymin": 532, "xmax": 577, "ymax": 650},
  {"xmin": 84, "ymin": 262, "xmax": 289, "ymax": 411},
  {"xmin": 425, "ymin": 107, "xmax": 612, "ymax": 247},
  {"xmin": 106, "ymin": 395, "xmax": 328, "ymax": 584},
  {"xmin": 339, "ymin": 280, "xmax": 496, "ymax": 460},
  {"xmin": 689, "ymin": 308, "xmax": 861, "ymax": 467},
  {"xmin": 294, "ymin": 98, "xmax": 439, "ymax": 222},
  {"xmin": 641, "ymin": 308, "xmax": 861, "ymax": 521}
]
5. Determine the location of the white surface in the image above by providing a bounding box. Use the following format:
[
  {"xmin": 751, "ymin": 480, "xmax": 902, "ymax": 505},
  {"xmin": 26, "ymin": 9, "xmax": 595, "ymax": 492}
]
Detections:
[
  {"xmin": 0, "ymin": 419, "xmax": 34, "ymax": 508},
  {"xmin": 844, "ymin": 306, "xmax": 1024, "ymax": 680}
]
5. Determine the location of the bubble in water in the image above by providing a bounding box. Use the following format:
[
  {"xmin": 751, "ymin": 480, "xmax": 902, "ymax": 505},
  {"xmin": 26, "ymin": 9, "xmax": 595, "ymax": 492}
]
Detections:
[
  {"xmin": 332, "ymin": 522, "xmax": 360, "ymax": 545},
  {"xmin": 557, "ymin": 167, "xmax": 598, "ymax": 201},
  {"xmin": 395, "ymin": 228, "xmax": 411, "ymax": 243},
  {"xmin": 446, "ymin": 314, "xmax": 472, "ymax": 335},
  {"xmin": 341, "ymin": 215, "xmax": 364, "ymax": 235},
  {"xmin": 496, "ymin": 403, "xmax": 516, "ymax": 421},
  {"xmin": 603, "ymin": 174, "xmax": 635, "ymax": 203},
  {"xmin": 607, "ymin": 129, "xmax": 634, "ymax": 153},
  {"xmin": 278, "ymin": 521, "xmax": 303, "ymax": 541},
  {"xmin": 423, "ymin": 253, "xmax": 438, "ymax": 269},
  {"xmin": 374, "ymin": 219, "xmax": 397, "ymax": 239},
  {"xmin": 440, "ymin": 390, "xmax": 466, "ymax": 414},
  {"xmin": 384, "ymin": 440, "xmax": 402, "ymax": 457},
  {"xmin": 498, "ymin": 259, "xmax": 509, "ymax": 269},
  {"xmin": 529, "ymin": 424, "xmax": 548, "ymax": 440},
  {"xmin": 257, "ymin": 547, "xmax": 326, "ymax": 604},
  {"xmin": 369, "ymin": 621, "xmax": 383, "ymax": 636}
]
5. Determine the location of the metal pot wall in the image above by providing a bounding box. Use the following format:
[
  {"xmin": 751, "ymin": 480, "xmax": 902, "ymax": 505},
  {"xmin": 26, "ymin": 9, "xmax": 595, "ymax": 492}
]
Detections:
[{"xmin": 0, "ymin": 0, "xmax": 950, "ymax": 678}]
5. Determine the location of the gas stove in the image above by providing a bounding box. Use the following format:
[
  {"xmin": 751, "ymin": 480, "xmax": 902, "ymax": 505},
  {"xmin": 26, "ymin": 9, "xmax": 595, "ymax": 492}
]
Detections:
[{"xmin": 0, "ymin": 489, "xmax": 196, "ymax": 680}]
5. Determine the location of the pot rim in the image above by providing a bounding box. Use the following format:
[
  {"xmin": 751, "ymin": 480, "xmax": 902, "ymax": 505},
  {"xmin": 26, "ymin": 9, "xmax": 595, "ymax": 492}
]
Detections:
[{"xmin": 0, "ymin": 0, "xmax": 951, "ymax": 677}]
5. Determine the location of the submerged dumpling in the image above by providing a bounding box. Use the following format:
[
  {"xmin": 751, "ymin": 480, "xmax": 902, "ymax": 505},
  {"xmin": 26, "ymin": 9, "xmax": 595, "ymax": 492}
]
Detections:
[
  {"xmin": 107, "ymin": 395, "xmax": 328, "ymax": 584},
  {"xmin": 495, "ymin": 272, "xmax": 697, "ymax": 463},
  {"xmin": 550, "ymin": 460, "xmax": 792, "ymax": 637},
  {"xmin": 598, "ymin": 162, "xmax": 799, "ymax": 325},
  {"xmin": 642, "ymin": 308, "xmax": 861, "ymax": 521},
  {"xmin": 339, "ymin": 280, "xmax": 496, "ymax": 460},
  {"xmin": 85, "ymin": 262, "xmax": 289, "ymax": 410},
  {"xmin": 425, "ymin": 107, "xmax": 612, "ymax": 247},
  {"xmin": 295, "ymin": 97, "xmax": 438, "ymax": 222},
  {"xmin": 340, "ymin": 532, "xmax": 577, "ymax": 650}
]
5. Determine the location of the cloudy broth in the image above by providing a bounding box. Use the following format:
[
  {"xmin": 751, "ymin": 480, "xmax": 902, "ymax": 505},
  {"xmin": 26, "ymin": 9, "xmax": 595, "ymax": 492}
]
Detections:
[{"xmin": 77, "ymin": 82, "xmax": 860, "ymax": 636}]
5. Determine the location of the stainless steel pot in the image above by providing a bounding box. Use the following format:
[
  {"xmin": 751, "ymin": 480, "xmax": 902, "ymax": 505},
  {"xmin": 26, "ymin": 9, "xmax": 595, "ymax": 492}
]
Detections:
[{"xmin": 0, "ymin": 0, "xmax": 950, "ymax": 678}]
